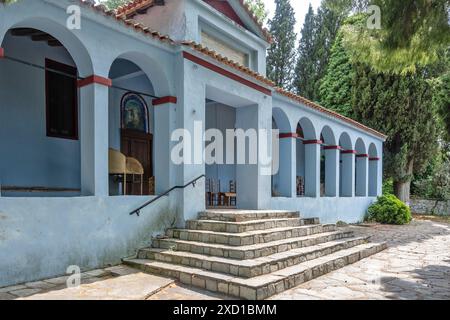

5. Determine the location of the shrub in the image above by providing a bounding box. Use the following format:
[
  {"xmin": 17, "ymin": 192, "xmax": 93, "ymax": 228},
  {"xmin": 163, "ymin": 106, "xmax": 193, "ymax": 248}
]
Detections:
[{"xmin": 366, "ymin": 194, "xmax": 412, "ymax": 225}]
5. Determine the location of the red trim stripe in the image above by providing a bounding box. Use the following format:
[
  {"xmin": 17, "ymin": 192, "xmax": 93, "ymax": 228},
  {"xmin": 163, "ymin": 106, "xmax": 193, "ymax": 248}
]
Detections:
[
  {"xmin": 369, "ymin": 157, "xmax": 381, "ymax": 161},
  {"xmin": 341, "ymin": 150, "xmax": 357, "ymax": 154},
  {"xmin": 356, "ymin": 154, "xmax": 369, "ymax": 158},
  {"xmin": 153, "ymin": 96, "xmax": 177, "ymax": 106},
  {"xmin": 0, "ymin": 48, "xmax": 4, "ymax": 59},
  {"xmin": 77, "ymin": 75, "xmax": 112, "ymax": 88},
  {"xmin": 324, "ymin": 145, "xmax": 342, "ymax": 150},
  {"xmin": 279, "ymin": 133, "xmax": 298, "ymax": 139},
  {"xmin": 182, "ymin": 51, "xmax": 272, "ymax": 96},
  {"xmin": 303, "ymin": 140, "xmax": 323, "ymax": 145}
]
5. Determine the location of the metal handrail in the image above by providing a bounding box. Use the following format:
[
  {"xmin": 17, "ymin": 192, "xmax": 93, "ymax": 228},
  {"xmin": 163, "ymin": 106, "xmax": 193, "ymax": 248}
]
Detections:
[{"xmin": 129, "ymin": 174, "xmax": 206, "ymax": 216}]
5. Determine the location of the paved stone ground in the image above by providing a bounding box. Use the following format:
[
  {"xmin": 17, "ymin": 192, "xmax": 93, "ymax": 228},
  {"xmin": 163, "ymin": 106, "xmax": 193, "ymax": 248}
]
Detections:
[
  {"xmin": 270, "ymin": 219, "xmax": 450, "ymax": 300},
  {"xmin": 1, "ymin": 218, "xmax": 449, "ymax": 300}
]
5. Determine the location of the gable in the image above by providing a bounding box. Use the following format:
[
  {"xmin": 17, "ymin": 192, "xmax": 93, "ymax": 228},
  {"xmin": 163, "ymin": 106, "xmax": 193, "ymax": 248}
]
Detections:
[{"xmin": 203, "ymin": 0, "xmax": 246, "ymax": 29}]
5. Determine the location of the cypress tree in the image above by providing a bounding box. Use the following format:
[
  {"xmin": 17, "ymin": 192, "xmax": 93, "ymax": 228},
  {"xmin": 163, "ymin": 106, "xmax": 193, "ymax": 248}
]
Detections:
[
  {"xmin": 318, "ymin": 31, "xmax": 354, "ymax": 117},
  {"xmin": 312, "ymin": 2, "xmax": 346, "ymax": 98},
  {"xmin": 293, "ymin": 4, "xmax": 316, "ymax": 98},
  {"xmin": 266, "ymin": 0, "xmax": 297, "ymax": 90},
  {"xmin": 294, "ymin": 1, "xmax": 346, "ymax": 100}
]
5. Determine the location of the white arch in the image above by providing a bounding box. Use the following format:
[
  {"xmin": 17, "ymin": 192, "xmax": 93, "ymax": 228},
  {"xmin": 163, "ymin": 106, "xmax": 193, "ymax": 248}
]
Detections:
[
  {"xmin": 2, "ymin": 17, "xmax": 94, "ymax": 76},
  {"xmin": 296, "ymin": 117, "xmax": 319, "ymax": 197},
  {"xmin": 106, "ymin": 51, "xmax": 171, "ymax": 97},
  {"xmin": 272, "ymin": 107, "xmax": 294, "ymax": 197},
  {"xmin": 321, "ymin": 126, "xmax": 338, "ymax": 197}
]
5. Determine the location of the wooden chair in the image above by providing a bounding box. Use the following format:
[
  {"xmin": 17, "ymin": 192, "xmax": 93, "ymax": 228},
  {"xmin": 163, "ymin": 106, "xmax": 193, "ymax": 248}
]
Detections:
[
  {"xmin": 297, "ymin": 176, "xmax": 305, "ymax": 196},
  {"xmin": 109, "ymin": 148, "xmax": 127, "ymax": 195},
  {"xmin": 126, "ymin": 157, "xmax": 144, "ymax": 195},
  {"xmin": 206, "ymin": 179, "xmax": 221, "ymax": 207},
  {"xmin": 148, "ymin": 176, "xmax": 155, "ymax": 195},
  {"xmin": 222, "ymin": 180, "xmax": 237, "ymax": 207}
]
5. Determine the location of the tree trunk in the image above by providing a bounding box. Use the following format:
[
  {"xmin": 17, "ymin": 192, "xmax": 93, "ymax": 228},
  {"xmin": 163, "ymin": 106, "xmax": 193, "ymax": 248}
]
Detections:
[
  {"xmin": 394, "ymin": 160, "xmax": 414, "ymax": 205},
  {"xmin": 394, "ymin": 180, "xmax": 411, "ymax": 205}
]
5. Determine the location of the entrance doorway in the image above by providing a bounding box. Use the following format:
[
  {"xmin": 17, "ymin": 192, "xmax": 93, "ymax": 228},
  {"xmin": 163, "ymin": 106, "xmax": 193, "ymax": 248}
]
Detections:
[{"xmin": 121, "ymin": 128, "xmax": 153, "ymax": 195}]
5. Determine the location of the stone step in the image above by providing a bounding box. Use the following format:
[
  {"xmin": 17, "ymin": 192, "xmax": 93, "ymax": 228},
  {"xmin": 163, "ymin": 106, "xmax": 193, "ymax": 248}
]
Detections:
[
  {"xmin": 139, "ymin": 236, "xmax": 369, "ymax": 278},
  {"xmin": 166, "ymin": 224, "xmax": 337, "ymax": 247},
  {"xmin": 153, "ymin": 230, "xmax": 355, "ymax": 259},
  {"xmin": 186, "ymin": 218, "xmax": 319, "ymax": 233},
  {"xmin": 198, "ymin": 210, "xmax": 300, "ymax": 222},
  {"xmin": 124, "ymin": 242, "xmax": 387, "ymax": 300}
]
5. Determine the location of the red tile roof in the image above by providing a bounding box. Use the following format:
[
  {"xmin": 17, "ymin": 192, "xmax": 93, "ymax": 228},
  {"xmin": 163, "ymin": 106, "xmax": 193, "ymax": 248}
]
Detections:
[
  {"xmin": 78, "ymin": 0, "xmax": 386, "ymax": 140},
  {"xmin": 116, "ymin": 0, "xmax": 156, "ymax": 18}
]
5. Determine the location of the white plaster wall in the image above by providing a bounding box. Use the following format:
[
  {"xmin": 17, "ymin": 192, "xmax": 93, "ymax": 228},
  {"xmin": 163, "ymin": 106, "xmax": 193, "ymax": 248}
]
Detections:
[
  {"xmin": 271, "ymin": 197, "xmax": 377, "ymax": 224},
  {"xmin": 0, "ymin": 195, "xmax": 173, "ymax": 287}
]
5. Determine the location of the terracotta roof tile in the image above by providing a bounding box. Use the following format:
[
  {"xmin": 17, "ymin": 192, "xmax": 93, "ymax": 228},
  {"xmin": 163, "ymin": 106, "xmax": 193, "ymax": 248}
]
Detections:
[
  {"xmin": 116, "ymin": 0, "xmax": 158, "ymax": 18},
  {"xmin": 274, "ymin": 88, "xmax": 388, "ymax": 140}
]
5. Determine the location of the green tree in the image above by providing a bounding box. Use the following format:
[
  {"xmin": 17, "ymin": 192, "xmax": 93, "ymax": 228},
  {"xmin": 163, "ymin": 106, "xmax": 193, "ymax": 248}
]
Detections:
[
  {"xmin": 266, "ymin": 0, "xmax": 297, "ymax": 90},
  {"xmin": 293, "ymin": 4, "xmax": 316, "ymax": 98},
  {"xmin": 244, "ymin": 0, "xmax": 268, "ymax": 24},
  {"xmin": 334, "ymin": 0, "xmax": 450, "ymax": 74},
  {"xmin": 294, "ymin": 1, "xmax": 346, "ymax": 100},
  {"xmin": 102, "ymin": 0, "xmax": 129, "ymax": 10},
  {"xmin": 318, "ymin": 31, "xmax": 354, "ymax": 117},
  {"xmin": 312, "ymin": 2, "xmax": 346, "ymax": 97}
]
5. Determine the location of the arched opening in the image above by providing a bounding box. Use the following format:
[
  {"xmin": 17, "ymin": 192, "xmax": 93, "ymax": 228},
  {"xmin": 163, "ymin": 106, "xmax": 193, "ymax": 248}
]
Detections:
[
  {"xmin": 108, "ymin": 57, "xmax": 157, "ymax": 196},
  {"xmin": 320, "ymin": 126, "xmax": 338, "ymax": 197},
  {"xmin": 368, "ymin": 143, "xmax": 379, "ymax": 196},
  {"xmin": 296, "ymin": 118, "xmax": 319, "ymax": 197},
  {"xmin": 0, "ymin": 21, "xmax": 92, "ymax": 197},
  {"xmin": 355, "ymin": 138, "xmax": 368, "ymax": 197},
  {"xmin": 339, "ymin": 132, "xmax": 354, "ymax": 197},
  {"xmin": 272, "ymin": 108, "xmax": 293, "ymax": 197}
]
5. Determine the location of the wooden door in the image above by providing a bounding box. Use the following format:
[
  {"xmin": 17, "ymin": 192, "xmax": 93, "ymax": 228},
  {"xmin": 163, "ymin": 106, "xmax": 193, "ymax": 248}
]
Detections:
[{"xmin": 121, "ymin": 129, "xmax": 153, "ymax": 195}]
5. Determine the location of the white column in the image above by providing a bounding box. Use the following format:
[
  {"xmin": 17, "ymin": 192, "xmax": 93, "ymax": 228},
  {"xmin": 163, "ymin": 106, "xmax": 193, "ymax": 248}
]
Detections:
[
  {"xmin": 325, "ymin": 147, "xmax": 340, "ymax": 197},
  {"xmin": 304, "ymin": 141, "xmax": 321, "ymax": 197},
  {"xmin": 278, "ymin": 134, "xmax": 296, "ymax": 198},
  {"xmin": 236, "ymin": 101, "xmax": 272, "ymax": 209},
  {"xmin": 153, "ymin": 97, "xmax": 177, "ymax": 194},
  {"xmin": 369, "ymin": 157, "xmax": 379, "ymax": 196},
  {"xmin": 340, "ymin": 151, "xmax": 355, "ymax": 197},
  {"xmin": 79, "ymin": 78, "xmax": 110, "ymax": 196},
  {"xmin": 356, "ymin": 154, "xmax": 369, "ymax": 196}
]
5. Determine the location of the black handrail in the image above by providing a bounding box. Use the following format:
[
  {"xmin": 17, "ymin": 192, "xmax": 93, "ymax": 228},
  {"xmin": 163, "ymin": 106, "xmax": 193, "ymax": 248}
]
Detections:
[{"xmin": 129, "ymin": 174, "xmax": 206, "ymax": 216}]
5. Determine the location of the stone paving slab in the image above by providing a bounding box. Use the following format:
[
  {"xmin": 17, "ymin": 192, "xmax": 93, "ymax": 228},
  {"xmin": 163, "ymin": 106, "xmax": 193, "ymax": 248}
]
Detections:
[{"xmin": 21, "ymin": 267, "xmax": 174, "ymax": 300}]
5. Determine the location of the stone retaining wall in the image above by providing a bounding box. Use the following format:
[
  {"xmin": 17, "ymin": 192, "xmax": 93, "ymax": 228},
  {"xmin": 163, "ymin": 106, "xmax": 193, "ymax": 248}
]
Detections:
[{"xmin": 410, "ymin": 199, "xmax": 450, "ymax": 216}]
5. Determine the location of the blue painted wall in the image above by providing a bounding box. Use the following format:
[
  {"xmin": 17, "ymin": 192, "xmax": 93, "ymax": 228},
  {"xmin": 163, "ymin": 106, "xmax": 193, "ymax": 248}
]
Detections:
[{"xmin": 0, "ymin": 33, "xmax": 80, "ymax": 196}]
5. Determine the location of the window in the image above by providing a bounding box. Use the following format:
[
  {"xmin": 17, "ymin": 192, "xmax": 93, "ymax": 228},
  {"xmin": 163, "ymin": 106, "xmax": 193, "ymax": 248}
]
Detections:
[
  {"xmin": 45, "ymin": 59, "xmax": 78, "ymax": 140},
  {"xmin": 201, "ymin": 32, "xmax": 248, "ymax": 67}
]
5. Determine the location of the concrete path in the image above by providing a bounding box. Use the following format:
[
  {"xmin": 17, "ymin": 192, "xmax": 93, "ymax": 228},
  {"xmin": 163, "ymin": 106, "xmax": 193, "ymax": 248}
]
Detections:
[{"xmin": 1, "ymin": 218, "xmax": 449, "ymax": 300}]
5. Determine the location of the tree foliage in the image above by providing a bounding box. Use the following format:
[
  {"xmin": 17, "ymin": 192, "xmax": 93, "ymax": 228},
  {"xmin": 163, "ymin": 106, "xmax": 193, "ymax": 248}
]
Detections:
[
  {"xmin": 333, "ymin": 0, "xmax": 450, "ymax": 74},
  {"xmin": 244, "ymin": 0, "xmax": 268, "ymax": 24},
  {"xmin": 294, "ymin": 1, "xmax": 346, "ymax": 100},
  {"xmin": 266, "ymin": 0, "xmax": 297, "ymax": 90},
  {"xmin": 101, "ymin": 0, "xmax": 129, "ymax": 9},
  {"xmin": 352, "ymin": 64, "xmax": 442, "ymax": 203},
  {"xmin": 318, "ymin": 31, "xmax": 354, "ymax": 117}
]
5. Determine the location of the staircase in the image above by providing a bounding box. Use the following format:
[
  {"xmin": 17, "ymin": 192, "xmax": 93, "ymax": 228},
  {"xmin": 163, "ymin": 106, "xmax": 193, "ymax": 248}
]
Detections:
[{"xmin": 124, "ymin": 210, "xmax": 387, "ymax": 300}]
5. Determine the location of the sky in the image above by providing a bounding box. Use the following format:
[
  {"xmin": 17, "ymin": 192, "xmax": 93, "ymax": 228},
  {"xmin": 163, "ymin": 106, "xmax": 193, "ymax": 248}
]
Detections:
[{"xmin": 263, "ymin": 0, "xmax": 322, "ymax": 35}]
